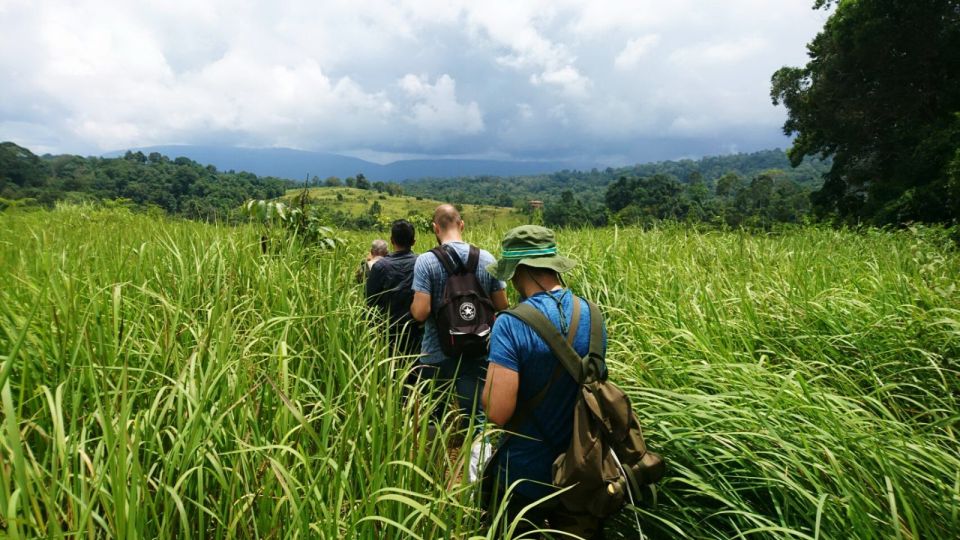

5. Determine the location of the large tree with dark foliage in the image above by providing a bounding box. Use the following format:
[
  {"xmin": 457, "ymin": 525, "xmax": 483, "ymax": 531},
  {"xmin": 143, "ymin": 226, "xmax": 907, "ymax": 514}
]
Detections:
[
  {"xmin": 771, "ymin": 0, "xmax": 960, "ymax": 225},
  {"xmin": 544, "ymin": 189, "xmax": 605, "ymax": 228}
]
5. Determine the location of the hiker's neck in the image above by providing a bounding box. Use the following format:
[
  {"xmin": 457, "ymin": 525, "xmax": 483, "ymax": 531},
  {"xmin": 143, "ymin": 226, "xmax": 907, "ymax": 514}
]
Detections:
[
  {"xmin": 435, "ymin": 228, "xmax": 463, "ymax": 244},
  {"xmin": 515, "ymin": 271, "xmax": 563, "ymax": 298},
  {"xmin": 391, "ymin": 241, "xmax": 413, "ymax": 253}
]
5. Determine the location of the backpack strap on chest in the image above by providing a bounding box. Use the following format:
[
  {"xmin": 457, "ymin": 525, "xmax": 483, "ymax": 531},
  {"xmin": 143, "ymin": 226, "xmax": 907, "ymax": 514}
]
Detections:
[
  {"xmin": 505, "ymin": 298, "xmax": 603, "ymax": 385},
  {"xmin": 500, "ymin": 298, "xmax": 581, "ymax": 434},
  {"xmin": 507, "ymin": 303, "xmax": 582, "ymax": 382}
]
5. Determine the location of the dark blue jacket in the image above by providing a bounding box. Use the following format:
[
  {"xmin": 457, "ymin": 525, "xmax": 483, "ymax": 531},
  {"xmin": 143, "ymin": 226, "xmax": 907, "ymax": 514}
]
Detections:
[{"xmin": 365, "ymin": 250, "xmax": 422, "ymax": 354}]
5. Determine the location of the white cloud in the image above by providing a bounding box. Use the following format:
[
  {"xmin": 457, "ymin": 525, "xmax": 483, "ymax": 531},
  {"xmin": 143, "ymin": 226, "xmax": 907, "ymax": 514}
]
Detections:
[
  {"xmin": 671, "ymin": 37, "xmax": 767, "ymax": 65},
  {"xmin": 568, "ymin": 0, "xmax": 677, "ymax": 36},
  {"xmin": 465, "ymin": 1, "xmax": 592, "ymax": 97},
  {"xmin": 530, "ymin": 66, "xmax": 591, "ymax": 98},
  {"xmin": 0, "ymin": 0, "xmax": 829, "ymax": 162},
  {"xmin": 614, "ymin": 34, "xmax": 661, "ymax": 71},
  {"xmin": 398, "ymin": 74, "xmax": 484, "ymax": 135}
]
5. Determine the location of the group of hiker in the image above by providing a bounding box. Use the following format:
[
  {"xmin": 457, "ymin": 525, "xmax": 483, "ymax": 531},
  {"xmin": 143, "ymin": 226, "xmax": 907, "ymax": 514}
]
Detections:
[{"xmin": 361, "ymin": 204, "xmax": 663, "ymax": 539}]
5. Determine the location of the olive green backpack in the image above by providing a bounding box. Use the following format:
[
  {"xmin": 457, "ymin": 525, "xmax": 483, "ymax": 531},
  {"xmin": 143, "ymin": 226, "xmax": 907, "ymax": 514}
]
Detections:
[{"xmin": 499, "ymin": 297, "xmax": 665, "ymax": 517}]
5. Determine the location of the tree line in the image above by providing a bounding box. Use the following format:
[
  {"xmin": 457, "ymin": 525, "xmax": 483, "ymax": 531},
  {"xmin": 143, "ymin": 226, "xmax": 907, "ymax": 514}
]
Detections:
[
  {"xmin": 600, "ymin": 170, "xmax": 811, "ymax": 228},
  {"xmin": 0, "ymin": 142, "xmax": 290, "ymax": 220},
  {"xmin": 540, "ymin": 170, "xmax": 813, "ymax": 229},
  {"xmin": 398, "ymin": 150, "xmax": 829, "ymax": 229},
  {"xmin": 305, "ymin": 172, "xmax": 405, "ymax": 196},
  {"xmin": 1, "ymin": 142, "xmax": 828, "ymax": 229},
  {"xmin": 401, "ymin": 149, "xmax": 828, "ymax": 211}
]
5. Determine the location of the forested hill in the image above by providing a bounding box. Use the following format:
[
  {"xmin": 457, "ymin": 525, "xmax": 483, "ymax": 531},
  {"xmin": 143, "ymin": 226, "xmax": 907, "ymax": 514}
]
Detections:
[
  {"xmin": 400, "ymin": 149, "xmax": 830, "ymax": 209},
  {"xmin": 0, "ymin": 142, "xmax": 290, "ymax": 220},
  {"xmin": 2, "ymin": 141, "xmax": 830, "ymax": 229}
]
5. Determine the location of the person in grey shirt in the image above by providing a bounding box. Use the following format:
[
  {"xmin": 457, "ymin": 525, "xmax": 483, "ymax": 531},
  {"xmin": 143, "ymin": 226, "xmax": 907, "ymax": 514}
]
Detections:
[{"xmin": 410, "ymin": 204, "xmax": 508, "ymax": 421}]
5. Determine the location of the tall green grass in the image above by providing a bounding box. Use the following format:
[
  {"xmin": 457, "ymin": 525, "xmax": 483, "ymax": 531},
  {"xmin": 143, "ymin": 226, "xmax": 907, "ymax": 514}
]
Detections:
[{"xmin": 1, "ymin": 206, "xmax": 958, "ymax": 538}]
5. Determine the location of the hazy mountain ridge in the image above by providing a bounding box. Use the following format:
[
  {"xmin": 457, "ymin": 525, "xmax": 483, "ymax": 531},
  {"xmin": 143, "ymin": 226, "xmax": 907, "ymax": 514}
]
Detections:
[{"xmin": 104, "ymin": 145, "xmax": 591, "ymax": 182}]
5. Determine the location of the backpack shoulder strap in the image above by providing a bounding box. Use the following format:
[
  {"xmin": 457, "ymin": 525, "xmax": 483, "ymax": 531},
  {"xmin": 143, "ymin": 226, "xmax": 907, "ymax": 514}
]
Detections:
[
  {"xmin": 429, "ymin": 246, "xmax": 456, "ymax": 275},
  {"xmin": 584, "ymin": 300, "xmax": 606, "ymax": 382},
  {"xmin": 565, "ymin": 297, "xmax": 581, "ymax": 348},
  {"xmin": 503, "ymin": 298, "xmax": 605, "ymax": 385},
  {"xmin": 504, "ymin": 302, "xmax": 585, "ymax": 384},
  {"xmin": 501, "ymin": 298, "xmax": 581, "ymax": 434},
  {"xmin": 465, "ymin": 245, "xmax": 480, "ymax": 273}
]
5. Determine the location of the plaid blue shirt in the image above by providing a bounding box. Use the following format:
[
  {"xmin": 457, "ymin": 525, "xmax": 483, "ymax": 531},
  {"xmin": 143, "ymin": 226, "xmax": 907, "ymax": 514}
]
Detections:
[{"xmin": 412, "ymin": 241, "xmax": 505, "ymax": 364}]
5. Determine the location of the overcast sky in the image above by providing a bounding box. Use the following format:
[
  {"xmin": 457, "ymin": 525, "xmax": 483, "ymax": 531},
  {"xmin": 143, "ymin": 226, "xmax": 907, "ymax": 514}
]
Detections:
[{"xmin": 0, "ymin": 0, "xmax": 829, "ymax": 165}]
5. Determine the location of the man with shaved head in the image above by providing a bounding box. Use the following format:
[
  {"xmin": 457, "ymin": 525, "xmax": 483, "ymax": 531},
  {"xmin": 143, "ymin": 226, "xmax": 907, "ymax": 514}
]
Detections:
[
  {"xmin": 411, "ymin": 204, "xmax": 509, "ymax": 423},
  {"xmin": 432, "ymin": 204, "xmax": 462, "ymax": 231}
]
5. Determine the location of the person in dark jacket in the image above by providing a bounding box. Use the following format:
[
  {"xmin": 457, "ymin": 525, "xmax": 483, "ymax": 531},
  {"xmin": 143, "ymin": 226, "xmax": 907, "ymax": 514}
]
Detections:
[{"xmin": 366, "ymin": 220, "xmax": 423, "ymax": 355}]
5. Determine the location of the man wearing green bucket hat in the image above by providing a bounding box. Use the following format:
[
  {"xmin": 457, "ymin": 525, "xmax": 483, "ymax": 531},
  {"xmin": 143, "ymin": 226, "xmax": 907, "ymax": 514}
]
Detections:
[{"xmin": 481, "ymin": 225, "xmax": 607, "ymax": 538}]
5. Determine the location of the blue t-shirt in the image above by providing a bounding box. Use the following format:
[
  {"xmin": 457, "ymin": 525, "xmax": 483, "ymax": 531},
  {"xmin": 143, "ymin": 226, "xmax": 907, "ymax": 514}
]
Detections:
[
  {"xmin": 412, "ymin": 241, "xmax": 505, "ymax": 365},
  {"xmin": 487, "ymin": 289, "xmax": 607, "ymax": 500}
]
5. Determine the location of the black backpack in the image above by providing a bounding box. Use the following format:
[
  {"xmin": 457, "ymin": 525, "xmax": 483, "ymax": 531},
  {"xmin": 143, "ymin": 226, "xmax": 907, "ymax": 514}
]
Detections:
[{"xmin": 429, "ymin": 245, "xmax": 496, "ymax": 359}]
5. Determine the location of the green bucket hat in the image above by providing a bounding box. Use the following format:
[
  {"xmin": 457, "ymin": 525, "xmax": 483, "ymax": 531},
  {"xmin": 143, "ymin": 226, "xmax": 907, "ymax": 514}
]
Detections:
[{"xmin": 486, "ymin": 225, "xmax": 577, "ymax": 281}]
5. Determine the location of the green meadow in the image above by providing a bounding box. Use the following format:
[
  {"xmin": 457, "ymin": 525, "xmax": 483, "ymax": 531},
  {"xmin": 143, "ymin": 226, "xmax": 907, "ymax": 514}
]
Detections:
[
  {"xmin": 283, "ymin": 187, "xmax": 525, "ymax": 229},
  {"xmin": 1, "ymin": 205, "xmax": 958, "ymax": 539}
]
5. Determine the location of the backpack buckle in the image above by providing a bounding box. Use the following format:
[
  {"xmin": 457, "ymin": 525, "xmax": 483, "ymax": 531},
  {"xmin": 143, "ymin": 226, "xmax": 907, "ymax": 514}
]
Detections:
[{"xmin": 582, "ymin": 352, "xmax": 607, "ymax": 383}]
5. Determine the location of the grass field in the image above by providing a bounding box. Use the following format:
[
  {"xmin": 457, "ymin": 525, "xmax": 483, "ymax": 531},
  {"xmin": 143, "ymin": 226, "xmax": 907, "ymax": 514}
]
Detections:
[
  {"xmin": 282, "ymin": 187, "xmax": 525, "ymax": 229},
  {"xmin": 1, "ymin": 205, "xmax": 958, "ymax": 539}
]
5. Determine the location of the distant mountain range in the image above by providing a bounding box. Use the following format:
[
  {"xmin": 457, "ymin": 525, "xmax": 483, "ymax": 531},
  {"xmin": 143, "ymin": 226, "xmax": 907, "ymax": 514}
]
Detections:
[{"xmin": 104, "ymin": 145, "xmax": 594, "ymax": 182}]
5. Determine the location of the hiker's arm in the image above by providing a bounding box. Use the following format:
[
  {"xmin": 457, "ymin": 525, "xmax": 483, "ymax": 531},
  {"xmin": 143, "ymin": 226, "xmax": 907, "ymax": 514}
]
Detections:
[
  {"xmin": 482, "ymin": 363, "xmax": 519, "ymax": 426},
  {"xmin": 490, "ymin": 289, "xmax": 509, "ymax": 312},
  {"xmin": 410, "ymin": 255, "xmax": 431, "ymax": 322},
  {"xmin": 364, "ymin": 263, "xmax": 384, "ymax": 306},
  {"xmin": 410, "ymin": 292, "xmax": 431, "ymax": 322}
]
